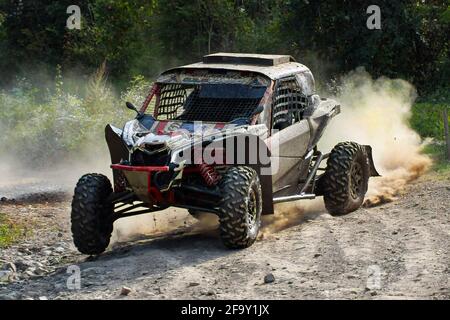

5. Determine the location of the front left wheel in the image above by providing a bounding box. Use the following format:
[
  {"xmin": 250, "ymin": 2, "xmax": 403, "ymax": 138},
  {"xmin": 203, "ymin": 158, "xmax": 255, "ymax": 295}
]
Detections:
[{"xmin": 71, "ymin": 173, "xmax": 114, "ymax": 255}]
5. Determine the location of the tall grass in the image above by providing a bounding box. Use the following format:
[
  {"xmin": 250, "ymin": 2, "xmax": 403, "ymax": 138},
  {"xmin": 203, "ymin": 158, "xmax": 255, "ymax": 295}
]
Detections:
[
  {"xmin": 410, "ymin": 87, "xmax": 450, "ymax": 141},
  {"xmin": 0, "ymin": 212, "xmax": 24, "ymax": 248},
  {"xmin": 410, "ymin": 86, "xmax": 450, "ymax": 173},
  {"xmin": 0, "ymin": 65, "xmax": 152, "ymax": 167}
]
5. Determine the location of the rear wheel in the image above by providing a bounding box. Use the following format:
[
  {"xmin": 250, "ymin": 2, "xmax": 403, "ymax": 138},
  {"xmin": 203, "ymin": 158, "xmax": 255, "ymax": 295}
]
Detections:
[
  {"xmin": 71, "ymin": 174, "xmax": 114, "ymax": 255},
  {"xmin": 217, "ymin": 166, "xmax": 262, "ymax": 249},
  {"xmin": 321, "ymin": 142, "xmax": 370, "ymax": 216}
]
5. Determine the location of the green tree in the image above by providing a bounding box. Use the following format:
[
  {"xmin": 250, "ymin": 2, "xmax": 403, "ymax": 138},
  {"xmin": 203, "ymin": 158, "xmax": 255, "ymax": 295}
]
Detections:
[
  {"xmin": 0, "ymin": 0, "xmax": 76, "ymax": 86},
  {"xmin": 63, "ymin": 0, "xmax": 160, "ymax": 85},
  {"xmin": 154, "ymin": 0, "xmax": 252, "ymax": 63},
  {"xmin": 279, "ymin": 0, "xmax": 449, "ymax": 91}
]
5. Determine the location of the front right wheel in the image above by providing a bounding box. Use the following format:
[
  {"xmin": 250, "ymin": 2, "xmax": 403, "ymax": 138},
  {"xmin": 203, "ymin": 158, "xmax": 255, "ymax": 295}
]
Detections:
[
  {"xmin": 321, "ymin": 142, "xmax": 370, "ymax": 216},
  {"xmin": 71, "ymin": 173, "xmax": 114, "ymax": 255},
  {"xmin": 217, "ymin": 166, "xmax": 262, "ymax": 249}
]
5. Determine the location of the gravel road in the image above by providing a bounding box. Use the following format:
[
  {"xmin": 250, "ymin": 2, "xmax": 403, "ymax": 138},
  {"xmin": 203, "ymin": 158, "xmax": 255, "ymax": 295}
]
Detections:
[{"xmin": 0, "ymin": 173, "xmax": 448, "ymax": 300}]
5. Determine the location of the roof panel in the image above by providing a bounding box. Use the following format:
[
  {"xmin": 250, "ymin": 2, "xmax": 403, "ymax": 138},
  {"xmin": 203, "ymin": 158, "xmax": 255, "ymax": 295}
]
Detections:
[
  {"xmin": 203, "ymin": 53, "xmax": 295, "ymax": 66},
  {"xmin": 159, "ymin": 61, "xmax": 312, "ymax": 81}
]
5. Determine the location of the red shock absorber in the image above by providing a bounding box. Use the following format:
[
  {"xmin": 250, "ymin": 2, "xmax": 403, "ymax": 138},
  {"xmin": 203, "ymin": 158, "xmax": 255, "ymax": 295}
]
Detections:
[{"xmin": 199, "ymin": 163, "xmax": 221, "ymax": 186}]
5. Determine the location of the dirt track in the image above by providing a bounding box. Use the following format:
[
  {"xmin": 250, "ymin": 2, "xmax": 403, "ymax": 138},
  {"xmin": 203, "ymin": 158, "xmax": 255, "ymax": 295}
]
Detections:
[{"xmin": 0, "ymin": 173, "xmax": 448, "ymax": 300}]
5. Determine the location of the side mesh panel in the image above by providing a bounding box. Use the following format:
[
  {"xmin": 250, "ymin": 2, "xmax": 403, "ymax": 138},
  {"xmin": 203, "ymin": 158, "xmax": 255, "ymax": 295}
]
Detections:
[{"xmin": 272, "ymin": 77, "xmax": 309, "ymax": 127}]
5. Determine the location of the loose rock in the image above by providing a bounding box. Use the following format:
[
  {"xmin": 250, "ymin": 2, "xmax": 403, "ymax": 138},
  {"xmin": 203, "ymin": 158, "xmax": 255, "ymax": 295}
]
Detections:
[
  {"xmin": 0, "ymin": 292, "xmax": 19, "ymax": 300},
  {"xmin": 264, "ymin": 273, "xmax": 275, "ymax": 284},
  {"xmin": 0, "ymin": 270, "xmax": 14, "ymax": 283},
  {"xmin": 2, "ymin": 262, "xmax": 16, "ymax": 273},
  {"xmin": 54, "ymin": 247, "xmax": 65, "ymax": 253},
  {"xmin": 120, "ymin": 286, "xmax": 132, "ymax": 296},
  {"xmin": 14, "ymin": 259, "xmax": 31, "ymax": 272},
  {"xmin": 188, "ymin": 282, "xmax": 200, "ymax": 287}
]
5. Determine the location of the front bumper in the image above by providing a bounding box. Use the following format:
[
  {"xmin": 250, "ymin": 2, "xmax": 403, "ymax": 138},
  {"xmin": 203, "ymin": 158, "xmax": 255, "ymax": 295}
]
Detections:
[{"xmin": 111, "ymin": 164, "xmax": 176, "ymax": 205}]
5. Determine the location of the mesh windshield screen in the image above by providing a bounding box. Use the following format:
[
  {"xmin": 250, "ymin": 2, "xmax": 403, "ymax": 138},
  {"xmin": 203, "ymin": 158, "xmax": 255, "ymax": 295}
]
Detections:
[{"xmin": 157, "ymin": 84, "xmax": 266, "ymax": 122}]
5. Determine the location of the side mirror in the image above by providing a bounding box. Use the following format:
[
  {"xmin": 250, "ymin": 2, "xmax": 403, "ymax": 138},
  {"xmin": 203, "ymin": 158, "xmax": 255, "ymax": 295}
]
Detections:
[
  {"xmin": 126, "ymin": 101, "xmax": 138, "ymax": 113},
  {"xmin": 126, "ymin": 102, "xmax": 143, "ymax": 119}
]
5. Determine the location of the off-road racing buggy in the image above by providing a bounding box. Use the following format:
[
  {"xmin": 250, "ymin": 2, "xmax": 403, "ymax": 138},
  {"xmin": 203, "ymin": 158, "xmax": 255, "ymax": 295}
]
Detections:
[{"xmin": 71, "ymin": 53, "xmax": 379, "ymax": 255}]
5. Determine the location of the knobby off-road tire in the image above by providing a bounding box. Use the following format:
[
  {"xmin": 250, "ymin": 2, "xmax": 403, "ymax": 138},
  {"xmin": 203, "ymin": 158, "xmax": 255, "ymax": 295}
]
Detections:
[
  {"xmin": 218, "ymin": 166, "xmax": 262, "ymax": 249},
  {"xmin": 71, "ymin": 174, "xmax": 114, "ymax": 255},
  {"xmin": 321, "ymin": 142, "xmax": 370, "ymax": 216}
]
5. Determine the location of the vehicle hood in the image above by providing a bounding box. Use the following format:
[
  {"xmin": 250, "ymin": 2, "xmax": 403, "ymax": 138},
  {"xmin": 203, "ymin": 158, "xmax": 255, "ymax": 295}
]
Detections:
[{"xmin": 122, "ymin": 119, "xmax": 268, "ymax": 152}]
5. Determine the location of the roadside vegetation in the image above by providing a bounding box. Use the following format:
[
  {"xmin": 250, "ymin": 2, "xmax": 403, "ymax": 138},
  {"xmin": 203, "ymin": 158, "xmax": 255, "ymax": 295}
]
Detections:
[
  {"xmin": 0, "ymin": 65, "xmax": 151, "ymax": 165},
  {"xmin": 0, "ymin": 212, "xmax": 25, "ymax": 248},
  {"xmin": 410, "ymin": 87, "xmax": 450, "ymax": 174},
  {"xmin": 422, "ymin": 143, "xmax": 450, "ymax": 175}
]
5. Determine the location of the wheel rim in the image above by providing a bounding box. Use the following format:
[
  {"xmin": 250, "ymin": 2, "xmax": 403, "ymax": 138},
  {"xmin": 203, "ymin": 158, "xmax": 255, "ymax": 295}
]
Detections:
[
  {"xmin": 350, "ymin": 161, "xmax": 363, "ymax": 199},
  {"xmin": 247, "ymin": 188, "xmax": 258, "ymax": 228}
]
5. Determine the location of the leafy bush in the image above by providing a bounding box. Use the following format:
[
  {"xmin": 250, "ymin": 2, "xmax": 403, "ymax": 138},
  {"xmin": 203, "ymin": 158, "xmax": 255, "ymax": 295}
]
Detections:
[
  {"xmin": 423, "ymin": 142, "xmax": 450, "ymax": 173},
  {"xmin": 411, "ymin": 103, "xmax": 449, "ymax": 140},
  {"xmin": 120, "ymin": 74, "xmax": 154, "ymax": 113},
  {"xmin": 0, "ymin": 66, "xmax": 151, "ymax": 166},
  {"xmin": 410, "ymin": 87, "xmax": 450, "ymax": 141}
]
